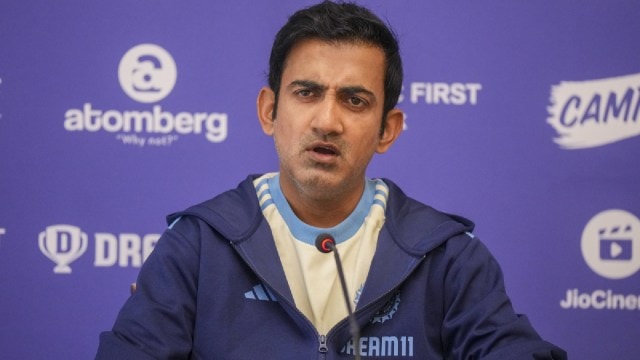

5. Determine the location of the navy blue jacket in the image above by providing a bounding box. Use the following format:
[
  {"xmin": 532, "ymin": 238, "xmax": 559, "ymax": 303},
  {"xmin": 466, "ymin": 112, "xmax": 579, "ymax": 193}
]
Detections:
[{"xmin": 96, "ymin": 175, "xmax": 566, "ymax": 359}]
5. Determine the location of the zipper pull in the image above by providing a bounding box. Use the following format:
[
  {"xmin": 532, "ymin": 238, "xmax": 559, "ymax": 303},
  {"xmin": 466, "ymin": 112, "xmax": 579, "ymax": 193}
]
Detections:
[{"xmin": 318, "ymin": 334, "xmax": 328, "ymax": 353}]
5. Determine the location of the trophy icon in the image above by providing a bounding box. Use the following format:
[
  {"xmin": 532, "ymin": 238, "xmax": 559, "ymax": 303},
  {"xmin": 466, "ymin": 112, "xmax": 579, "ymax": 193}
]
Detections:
[{"xmin": 39, "ymin": 225, "xmax": 88, "ymax": 274}]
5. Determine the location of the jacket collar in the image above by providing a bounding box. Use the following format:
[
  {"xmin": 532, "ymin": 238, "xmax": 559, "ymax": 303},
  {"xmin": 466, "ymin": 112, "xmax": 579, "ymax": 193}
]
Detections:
[
  {"xmin": 169, "ymin": 174, "xmax": 473, "ymax": 248},
  {"xmin": 168, "ymin": 174, "xmax": 474, "ymax": 326}
]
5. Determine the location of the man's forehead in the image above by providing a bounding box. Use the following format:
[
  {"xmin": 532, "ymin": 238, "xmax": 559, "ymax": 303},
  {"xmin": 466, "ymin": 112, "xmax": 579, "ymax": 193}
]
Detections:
[{"xmin": 281, "ymin": 39, "xmax": 385, "ymax": 91}]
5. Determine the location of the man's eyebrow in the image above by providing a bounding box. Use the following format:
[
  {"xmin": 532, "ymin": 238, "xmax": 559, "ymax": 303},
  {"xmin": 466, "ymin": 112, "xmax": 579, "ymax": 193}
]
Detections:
[
  {"xmin": 287, "ymin": 80, "xmax": 376, "ymax": 100},
  {"xmin": 338, "ymin": 86, "xmax": 375, "ymax": 99},
  {"xmin": 287, "ymin": 80, "xmax": 326, "ymax": 91}
]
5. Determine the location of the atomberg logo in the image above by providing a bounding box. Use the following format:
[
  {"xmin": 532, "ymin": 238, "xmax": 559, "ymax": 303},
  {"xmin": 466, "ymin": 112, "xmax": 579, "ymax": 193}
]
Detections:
[
  {"xmin": 118, "ymin": 44, "xmax": 177, "ymax": 103},
  {"xmin": 64, "ymin": 43, "xmax": 228, "ymax": 147},
  {"xmin": 39, "ymin": 224, "xmax": 160, "ymax": 274},
  {"xmin": 547, "ymin": 72, "xmax": 640, "ymax": 149},
  {"xmin": 559, "ymin": 209, "xmax": 640, "ymax": 311}
]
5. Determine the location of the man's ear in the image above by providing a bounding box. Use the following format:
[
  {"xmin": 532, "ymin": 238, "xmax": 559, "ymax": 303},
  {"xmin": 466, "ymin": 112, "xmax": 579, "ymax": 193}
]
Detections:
[
  {"xmin": 257, "ymin": 86, "xmax": 276, "ymax": 136},
  {"xmin": 376, "ymin": 108, "xmax": 404, "ymax": 154}
]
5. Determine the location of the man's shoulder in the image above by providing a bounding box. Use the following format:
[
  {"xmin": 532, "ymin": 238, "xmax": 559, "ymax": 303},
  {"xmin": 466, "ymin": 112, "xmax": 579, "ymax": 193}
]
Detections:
[
  {"xmin": 381, "ymin": 178, "xmax": 475, "ymax": 254},
  {"xmin": 167, "ymin": 175, "xmax": 263, "ymax": 240}
]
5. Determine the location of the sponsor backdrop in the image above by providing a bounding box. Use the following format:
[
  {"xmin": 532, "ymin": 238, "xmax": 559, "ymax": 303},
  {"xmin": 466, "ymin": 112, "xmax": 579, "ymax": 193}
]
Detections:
[{"xmin": 1, "ymin": 1, "xmax": 638, "ymax": 358}]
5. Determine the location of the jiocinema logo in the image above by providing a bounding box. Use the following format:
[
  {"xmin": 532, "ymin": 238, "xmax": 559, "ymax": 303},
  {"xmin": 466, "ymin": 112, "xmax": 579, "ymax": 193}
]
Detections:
[
  {"xmin": 560, "ymin": 209, "xmax": 640, "ymax": 311},
  {"xmin": 560, "ymin": 289, "xmax": 640, "ymax": 310},
  {"xmin": 581, "ymin": 209, "xmax": 640, "ymax": 280}
]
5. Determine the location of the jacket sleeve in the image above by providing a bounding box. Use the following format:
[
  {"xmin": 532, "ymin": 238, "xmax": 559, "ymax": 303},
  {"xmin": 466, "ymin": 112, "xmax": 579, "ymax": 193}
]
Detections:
[
  {"xmin": 440, "ymin": 234, "xmax": 567, "ymax": 360},
  {"xmin": 95, "ymin": 216, "xmax": 201, "ymax": 359}
]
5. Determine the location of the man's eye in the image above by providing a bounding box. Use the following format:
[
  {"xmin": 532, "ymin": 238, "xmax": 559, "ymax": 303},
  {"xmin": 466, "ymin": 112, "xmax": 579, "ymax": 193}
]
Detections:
[
  {"xmin": 296, "ymin": 89, "xmax": 313, "ymax": 97},
  {"xmin": 348, "ymin": 96, "xmax": 366, "ymax": 107}
]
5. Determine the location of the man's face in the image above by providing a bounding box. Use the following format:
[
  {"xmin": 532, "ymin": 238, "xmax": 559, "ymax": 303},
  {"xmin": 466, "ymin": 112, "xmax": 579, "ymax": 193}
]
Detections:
[{"xmin": 258, "ymin": 39, "xmax": 401, "ymax": 203}]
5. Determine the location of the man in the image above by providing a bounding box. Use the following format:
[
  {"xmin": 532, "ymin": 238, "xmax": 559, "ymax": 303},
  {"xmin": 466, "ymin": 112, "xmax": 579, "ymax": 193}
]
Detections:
[{"xmin": 97, "ymin": 1, "xmax": 567, "ymax": 359}]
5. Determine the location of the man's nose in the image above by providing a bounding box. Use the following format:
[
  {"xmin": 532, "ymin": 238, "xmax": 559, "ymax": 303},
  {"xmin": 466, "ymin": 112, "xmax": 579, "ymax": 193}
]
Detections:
[{"xmin": 311, "ymin": 97, "xmax": 343, "ymax": 136}]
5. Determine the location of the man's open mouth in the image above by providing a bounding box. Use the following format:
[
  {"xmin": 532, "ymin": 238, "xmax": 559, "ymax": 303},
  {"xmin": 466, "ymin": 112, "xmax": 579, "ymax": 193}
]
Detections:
[{"xmin": 313, "ymin": 145, "xmax": 338, "ymax": 155}]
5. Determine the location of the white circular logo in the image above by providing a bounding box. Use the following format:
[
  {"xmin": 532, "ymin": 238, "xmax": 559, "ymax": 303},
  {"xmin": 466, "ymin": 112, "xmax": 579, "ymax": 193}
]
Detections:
[
  {"xmin": 581, "ymin": 209, "xmax": 640, "ymax": 279},
  {"xmin": 118, "ymin": 44, "xmax": 177, "ymax": 103}
]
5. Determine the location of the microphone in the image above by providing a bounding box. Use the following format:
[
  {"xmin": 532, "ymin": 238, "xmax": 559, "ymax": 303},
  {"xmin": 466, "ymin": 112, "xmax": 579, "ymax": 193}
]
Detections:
[
  {"xmin": 315, "ymin": 233, "xmax": 335, "ymax": 253},
  {"xmin": 314, "ymin": 233, "xmax": 361, "ymax": 359}
]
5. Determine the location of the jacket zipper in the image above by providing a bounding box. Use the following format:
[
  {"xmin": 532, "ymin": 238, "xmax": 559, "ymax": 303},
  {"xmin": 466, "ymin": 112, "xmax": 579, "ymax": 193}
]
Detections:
[
  {"xmin": 327, "ymin": 255, "xmax": 429, "ymax": 357},
  {"xmin": 232, "ymin": 242, "xmax": 428, "ymax": 358},
  {"xmin": 318, "ymin": 334, "xmax": 328, "ymax": 353},
  {"xmin": 232, "ymin": 242, "xmax": 331, "ymax": 359}
]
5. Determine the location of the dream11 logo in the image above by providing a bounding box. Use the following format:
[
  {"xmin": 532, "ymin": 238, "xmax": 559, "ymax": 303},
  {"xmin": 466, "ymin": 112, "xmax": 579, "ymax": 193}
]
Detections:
[
  {"xmin": 560, "ymin": 209, "xmax": 640, "ymax": 310},
  {"xmin": 39, "ymin": 225, "xmax": 88, "ymax": 274},
  {"xmin": 63, "ymin": 43, "xmax": 228, "ymax": 146},
  {"xmin": 38, "ymin": 224, "xmax": 160, "ymax": 274}
]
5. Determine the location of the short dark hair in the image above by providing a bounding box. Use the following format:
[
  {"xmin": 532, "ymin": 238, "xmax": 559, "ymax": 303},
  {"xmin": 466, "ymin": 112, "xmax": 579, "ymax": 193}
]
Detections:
[{"xmin": 268, "ymin": 1, "xmax": 403, "ymax": 132}]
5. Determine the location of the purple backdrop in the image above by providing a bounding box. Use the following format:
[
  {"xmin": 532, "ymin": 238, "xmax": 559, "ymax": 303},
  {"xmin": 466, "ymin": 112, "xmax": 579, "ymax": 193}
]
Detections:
[{"xmin": 1, "ymin": 1, "xmax": 639, "ymax": 358}]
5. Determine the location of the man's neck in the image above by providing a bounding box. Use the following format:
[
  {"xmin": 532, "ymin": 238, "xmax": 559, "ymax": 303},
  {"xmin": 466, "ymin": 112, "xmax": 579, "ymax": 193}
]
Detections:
[{"xmin": 280, "ymin": 177, "xmax": 365, "ymax": 228}]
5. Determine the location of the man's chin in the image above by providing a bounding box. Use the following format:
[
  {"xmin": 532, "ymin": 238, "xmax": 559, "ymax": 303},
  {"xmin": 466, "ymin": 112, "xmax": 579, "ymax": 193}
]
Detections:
[{"xmin": 288, "ymin": 170, "xmax": 334, "ymax": 190}]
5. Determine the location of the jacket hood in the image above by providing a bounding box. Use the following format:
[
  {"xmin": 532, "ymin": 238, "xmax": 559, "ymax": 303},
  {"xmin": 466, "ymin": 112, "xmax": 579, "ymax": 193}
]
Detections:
[
  {"xmin": 382, "ymin": 178, "xmax": 475, "ymax": 256},
  {"xmin": 168, "ymin": 175, "xmax": 474, "ymax": 257},
  {"xmin": 167, "ymin": 175, "xmax": 264, "ymax": 242}
]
